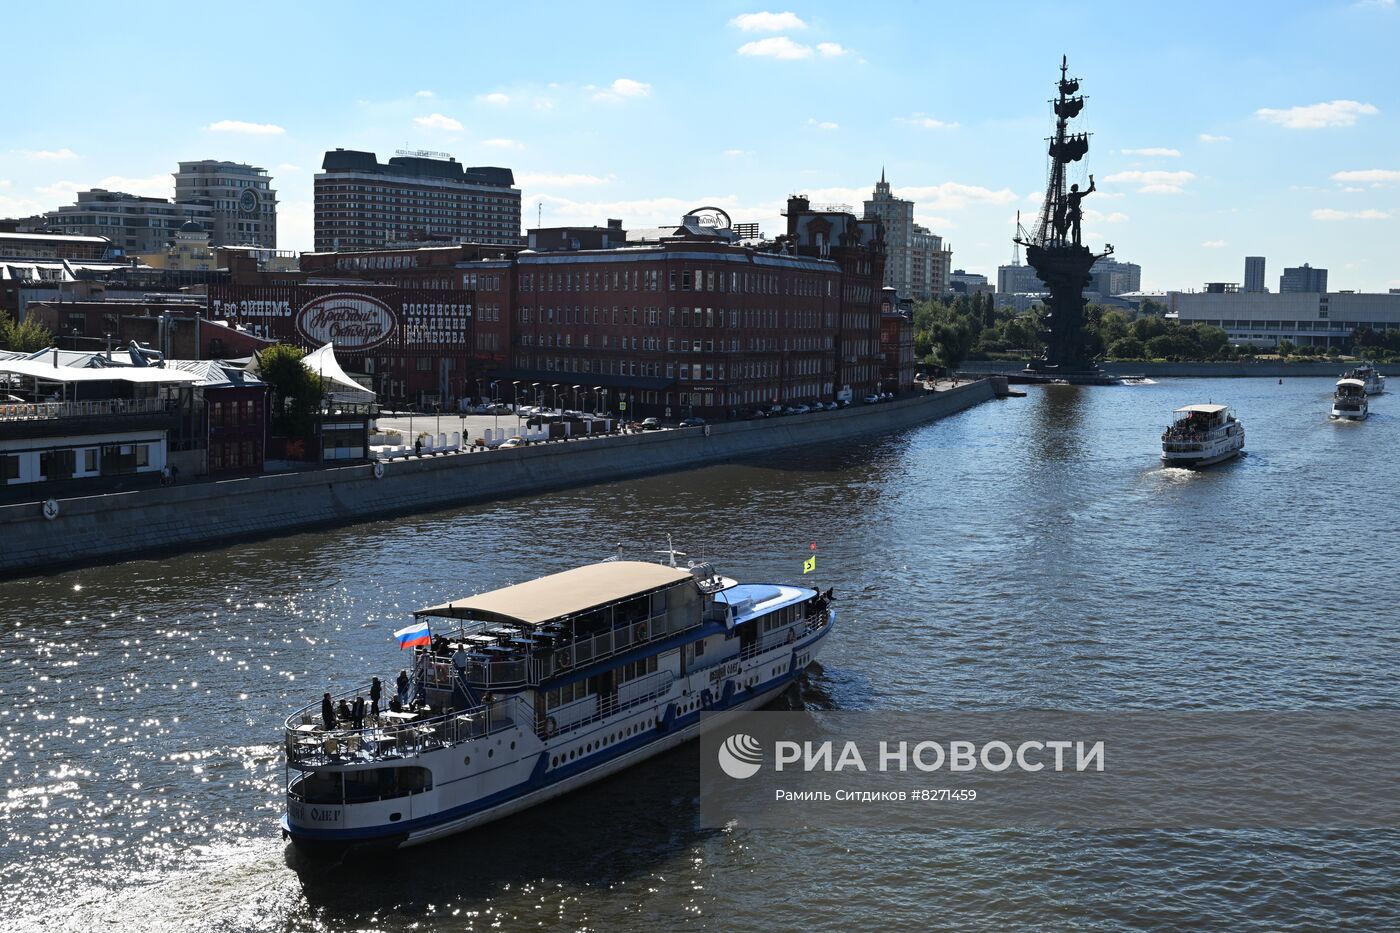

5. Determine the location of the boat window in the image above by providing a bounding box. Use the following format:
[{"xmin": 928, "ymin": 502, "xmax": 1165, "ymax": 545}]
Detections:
[
  {"xmin": 343, "ymin": 766, "xmax": 433, "ymax": 803},
  {"xmin": 618, "ymin": 595, "xmax": 649, "ymax": 625},
  {"xmin": 293, "ymin": 770, "xmax": 343, "ymax": 804},
  {"xmin": 651, "ymin": 589, "xmax": 668, "ymax": 614},
  {"xmin": 619, "ymin": 656, "xmax": 659, "ymax": 682},
  {"xmin": 546, "ymin": 680, "xmax": 590, "ymax": 709}
]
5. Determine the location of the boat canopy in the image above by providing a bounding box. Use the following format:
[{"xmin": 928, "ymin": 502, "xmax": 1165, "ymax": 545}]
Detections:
[
  {"xmin": 415, "ymin": 560, "xmax": 695, "ymax": 626},
  {"xmin": 1174, "ymin": 404, "xmax": 1229, "ymax": 414},
  {"xmin": 1336, "ymin": 378, "xmax": 1366, "ymax": 388}
]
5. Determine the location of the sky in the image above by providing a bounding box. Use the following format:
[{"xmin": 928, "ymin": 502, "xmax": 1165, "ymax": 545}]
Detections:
[{"xmin": 3, "ymin": 0, "xmax": 1399, "ymax": 293}]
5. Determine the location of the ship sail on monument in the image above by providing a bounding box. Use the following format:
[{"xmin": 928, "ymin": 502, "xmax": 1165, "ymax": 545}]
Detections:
[{"xmin": 1016, "ymin": 56, "xmax": 1115, "ymax": 381}]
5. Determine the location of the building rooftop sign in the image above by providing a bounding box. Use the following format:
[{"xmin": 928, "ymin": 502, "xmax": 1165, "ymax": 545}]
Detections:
[{"xmin": 294, "ymin": 292, "xmax": 397, "ymax": 352}]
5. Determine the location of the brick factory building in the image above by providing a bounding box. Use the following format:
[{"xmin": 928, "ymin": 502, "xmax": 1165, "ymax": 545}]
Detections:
[
  {"xmin": 206, "ymin": 283, "xmax": 483, "ymax": 404},
  {"xmin": 314, "ymin": 149, "xmax": 521, "ymax": 252}
]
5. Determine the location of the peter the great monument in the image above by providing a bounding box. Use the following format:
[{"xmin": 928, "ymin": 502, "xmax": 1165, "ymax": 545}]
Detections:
[{"xmin": 1016, "ymin": 56, "xmax": 1117, "ymax": 384}]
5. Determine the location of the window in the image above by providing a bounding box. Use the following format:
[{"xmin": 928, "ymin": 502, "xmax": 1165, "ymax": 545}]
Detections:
[
  {"xmin": 2, "ymin": 455, "xmax": 19, "ymax": 481},
  {"xmin": 83, "ymin": 449, "xmax": 98, "ymax": 473}
]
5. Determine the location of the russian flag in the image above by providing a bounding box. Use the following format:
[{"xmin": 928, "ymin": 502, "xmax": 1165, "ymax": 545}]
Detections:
[{"xmin": 394, "ymin": 621, "xmax": 432, "ymax": 650}]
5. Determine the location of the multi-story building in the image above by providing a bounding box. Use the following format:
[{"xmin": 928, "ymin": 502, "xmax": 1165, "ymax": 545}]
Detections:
[
  {"xmin": 864, "ymin": 171, "xmax": 913, "ymax": 297},
  {"xmin": 1166, "ymin": 290, "xmax": 1400, "ymax": 348},
  {"xmin": 910, "ymin": 224, "xmax": 951, "ymax": 301},
  {"xmin": 1090, "ymin": 258, "xmax": 1142, "ymax": 297},
  {"xmin": 947, "ymin": 269, "xmax": 994, "ymax": 297},
  {"xmin": 314, "ymin": 149, "xmax": 521, "ymax": 252},
  {"xmin": 1280, "ymin": 263, "xmax": 1328, "ymax": 294},
  {"xmin": 44, "ymin": 189, "xmax": 212, "ymax": 254},
  {"xmin": 173, "ymin": 160, "xmax": 278, "ymax": 248},
  {"xmin": 997, "ymin": 261, "xmax": 1046, "ymax": 297},
  {"xmin": 0, "ymin": 230, "xmax": 115, "ymax": 262},
  {"xmin": 1244, "ymin": 256, "xmax": 1266, "ymax": 293}
]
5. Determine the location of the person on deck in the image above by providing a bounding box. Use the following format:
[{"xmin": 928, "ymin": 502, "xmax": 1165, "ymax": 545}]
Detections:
[
  {"xmin": 369, "ymin": 677, "xmax": 382, "ymax": 718},
  {"xmin": 396, "ymin": 669, "xmax": 410, "ymax": 706},
  {"xmin": 321, "ymin": 693, "xmax": 335, "ymax": 731},
  {"xmin": 336, "ymin": 698, "xmax": 352, "ymax": 722},
  {"xmin": 352, "ymin": 696, "xmax": 366, "ymax": 731}
]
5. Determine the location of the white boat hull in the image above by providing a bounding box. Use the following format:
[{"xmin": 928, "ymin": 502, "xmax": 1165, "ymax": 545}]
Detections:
[
  {"xmin": 1330, "ymin": 405, "xmax": 1368, "ymax": 421},
  {"xmin": 283, "ymin": 623, "xmax": 831, "ymax": 849}
]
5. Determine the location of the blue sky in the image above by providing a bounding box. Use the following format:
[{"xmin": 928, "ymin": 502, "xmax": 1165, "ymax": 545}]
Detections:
[{"xmin": 3, "ymin": 0, "xmax": 1399, "ymax": 292}]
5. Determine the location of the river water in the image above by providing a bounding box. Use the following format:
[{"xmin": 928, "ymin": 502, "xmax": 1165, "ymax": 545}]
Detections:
[{"xmin": 3, "ymin": 378, "xmax": 1398, "ymax": 931}]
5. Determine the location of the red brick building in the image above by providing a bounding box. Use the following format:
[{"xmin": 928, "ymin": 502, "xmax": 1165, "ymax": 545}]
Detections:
[{"xmin": 206, "ymin": 282, "xmax": 483, "ymax": 405}]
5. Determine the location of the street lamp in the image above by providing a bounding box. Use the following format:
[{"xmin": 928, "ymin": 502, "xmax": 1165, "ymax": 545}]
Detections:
[
  {"xmin": 512, "ymin": 381, "xmax": 522, "ymax": 429},
  {"xmin": 490, "ymin": 380, "xmax": 500, "ymax": 433},
  {"xmin": 571, "ymin": 384, "xmax": 581, "ymax": 413},
  {"xmin": 531, "ymin": 382, "xmax": 541, "ymax": 411},
  {"xmin": 551, "ymin": 383, "xmax": 561, "ymax": 413}
]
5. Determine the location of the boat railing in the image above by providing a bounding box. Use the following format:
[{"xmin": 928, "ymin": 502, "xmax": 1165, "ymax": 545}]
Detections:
[
  {"xmin": 456, "ymin": 610, "xmax": 700, "ymax": 689},
  {"xmin": 539, "ymin": 670, "xmax": 675, "ymax": 739},
  {"xmin": 284, "ymin": 690, "xmax": 520, "ymax": 768}
]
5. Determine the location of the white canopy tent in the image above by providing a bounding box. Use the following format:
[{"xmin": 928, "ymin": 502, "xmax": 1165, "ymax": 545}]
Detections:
[
  {"xmin": 0, "ymin": 359, "xmax": 202, "ymax": 384},
  {"xmin": 301, "ymin": 343, "xmax": 376, "ymax": 404}
]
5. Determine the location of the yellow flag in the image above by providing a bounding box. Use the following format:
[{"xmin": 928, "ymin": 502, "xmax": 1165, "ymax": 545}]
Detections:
[{"xmin": 803, "ymin": 555, "xmax": 816, "ymax": 574}]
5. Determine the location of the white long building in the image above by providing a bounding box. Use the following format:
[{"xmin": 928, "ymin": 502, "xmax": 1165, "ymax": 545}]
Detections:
[{"xmin": 1166, "ymin": 290, "xmax": 1400, "ymax": 347}]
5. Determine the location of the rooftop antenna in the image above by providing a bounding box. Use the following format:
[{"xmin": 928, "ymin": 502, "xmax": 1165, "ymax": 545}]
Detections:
[
  {"xmin": 537, "ymin": 201, "xmax": 542, "ymax": 230},
  {"xmin": 655, "ymin": 533, "xmax": 686, "ymax": 568}
]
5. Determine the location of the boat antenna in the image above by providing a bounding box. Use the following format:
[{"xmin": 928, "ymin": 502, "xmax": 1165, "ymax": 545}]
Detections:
[{"xmin": 655, "ymin": 533, "xmax": 686, "ymax": 568}]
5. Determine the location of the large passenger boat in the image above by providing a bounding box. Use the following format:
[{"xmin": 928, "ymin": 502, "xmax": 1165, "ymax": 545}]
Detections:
[
  {"xmin": 1331, "ymin": 377, "xmax": 1369, "ymax": 421},
  {"xmin": 280, "ymin": 558, "xmax": 833, "ymax": 849},
  {"xmin": 1161, "ymin": 404, "xmax": 1245, "ymax": 468},
  {"xmin": 1341, "ymin": 362, "xmax": 1386, "ymax": 396}
]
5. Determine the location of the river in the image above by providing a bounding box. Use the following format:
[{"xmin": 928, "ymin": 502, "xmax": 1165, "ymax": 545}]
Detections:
[{"xmin": 3, "ymin": 377, "xmax": 1398, "ymax": 931}]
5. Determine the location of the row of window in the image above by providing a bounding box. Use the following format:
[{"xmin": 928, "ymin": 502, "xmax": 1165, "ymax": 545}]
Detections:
[{"xmin": 522, "ymin": 269, "xmax": 830, "ymax": 298}]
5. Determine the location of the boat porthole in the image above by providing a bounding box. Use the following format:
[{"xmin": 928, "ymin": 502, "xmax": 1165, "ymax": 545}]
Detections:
[
  {"xmin": 390, "ymin": 812, "xmax": 402, "ymax": 822},
  {"xmin": 488, "ymin": 748, "xmax": 494, "ymax": 758},
  {"xmin": 510, "ymin": 741, "xmax": 516, "ymax": 750},
  {"xmin": 552, "ymin": 756, "xmax": 559, "ymax": 768},
  {"xmin": 463, "ymin": 755, "xmax": 471, "ymax": 766}
]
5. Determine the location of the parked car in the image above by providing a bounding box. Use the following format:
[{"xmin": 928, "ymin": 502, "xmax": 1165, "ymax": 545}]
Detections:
[
  {"xmin": 745, "ymin": 410, "xmax": 768, "ymax": 420},
  {"xmin": 863, "ymin": 394, "xmax": 881, "ymax": 404},
  {"xmin": 823, "ymin": 402, "xmax": 839, "ymax": 411},
  {"xmin": 641, "ymin": 417, "xmax": 662, "ymax": 430},
  {"xmin": 500, "ymin": 436, "xmax": 527, "ymax": 448},
  {"xmin": 679, "ymin": 416, "xmax": 706, "ymax": 427}
]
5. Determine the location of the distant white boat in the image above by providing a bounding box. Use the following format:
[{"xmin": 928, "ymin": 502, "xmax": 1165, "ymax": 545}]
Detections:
[
  {"xmin": 1161, "ymin": 404, "xmax": 1245, "ymax": 468},
  {"xmin": 1331, "ymin": 378, "xmax": 1369, "ymax": 421},
  {"xmin": 1341, "ymin": 363, "xmax": 1385, "ymax": 396}
]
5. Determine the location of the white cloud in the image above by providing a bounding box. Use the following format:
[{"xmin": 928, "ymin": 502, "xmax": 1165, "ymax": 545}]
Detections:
[
  {"xmin": 738, "ymin": 36, "xmax": 813, "ymax": 59},
  {"xmin": 1331, "ymin": 168, "xmax": 1400, "ymax": 184},
  {"xmin": 482, "ymin": 138, "xmax": 524, "ymax": 150},
  {"xmin": 414, "ymin": 113, "xmax": 464, "ymax": 131},
  {"xmin": 1199, "ymin": 133, "xmax": 1231, "ymax": 142},
  {"xmin": 899, "ymin": 114, "xmax": 958, "ymax": 129},
  {"xmin": 517, "ymin": 172, "xmax": 613, "ymax": 188},
  {"xmin": 478, "ymin": 92, "xmax": 511, "ymax": 106},
  {"xmin": 592, "ymin": 78, "xmax": 652, "ymax": 102},
  {"xmin": 1201, "ymin": 240, "xmax": 1227, "ymax": 248},
  {"xmin": 730, "ymin": 11, "xmax": 807, "ymax": 31},
  {"xmin": 723, "ymin": 149, "xmax": 752, "ymax": 157},
  {"xmin": 1311, "ymin": 208, "xmax": 1391, "ymax": 220},
  {"xmin": 1120, "ymin": 147, "xmax": 1181, "ymax": 157},
  {"xmin": 807, "ymin": 118, "xmax": 839, "ymax": 130},
  {"xmin": 1256, "ymin": 100, "xmax": 1378, "ymax": 129},
  {"xmin": 1084, "ymin": 209, "xmax": 1130, "ymax": 224},
  {"xmin": 415, "ymin": 90, "xmax": 434, "ymax": 98},
  {"xmin": 816, "ymin": 42, "xmax": 847, "ymax": 57},
  {"xmin": 206, "ymin": 120, "xmax": 285, "ymax": 135},
  {"xmin": 1103, "ymin": 169, "xmax": 1197, "ymax": 194},
  {"xmin": 38, "ymin": 173, "xmax": 171, "ymax": 199},
  {"xmin": 276, "ymin": 162, "xmax": 300, "ymax": 173},
  {"xmin": 19, "ymin": 148, "xmax": 79, "ymax": 161}
]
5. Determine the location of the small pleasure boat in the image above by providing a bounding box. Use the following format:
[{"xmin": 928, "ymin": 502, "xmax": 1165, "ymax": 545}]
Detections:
[
  {"xmin": 1341, "ymin": 363, "xmax": 1386, "ymax": 396},
  {"xmin": 1330, "ymin": 378, "xmax": 1369, "ymax": 421},
  {"xmin": 1161, "ymin": 404, "xmax": 1245, "ymax": 468}
]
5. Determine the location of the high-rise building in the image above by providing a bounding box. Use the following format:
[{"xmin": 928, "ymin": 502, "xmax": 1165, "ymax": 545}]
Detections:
[
  {"xmin": 44, "ymin": 189, "xmax": 212, "ymax": 254},
  {"xmin": 1089, "ymin": 258, "xmax": 1142, "ymax": 296},
  {"xmin": 314, "ymin": 149, "xmax": 521, "ymax": 252},
  {"xmin": 1244, "ymin": 256, "xmax": 1266, "ymax": 293},
  {"xmin": 173, "ymin": 161, "xmax": 278, "ymax": 248},
  {"xmin": 997, "ymin": 261, "xmax": 1045, "ymax": 296},
  {"xmin": 862, "ymin": 170, "xmax": 950, "ymax": 301},
  {"xmin": 1280, "ymin": 263, "xmax": 1328, "ymax": 294}
]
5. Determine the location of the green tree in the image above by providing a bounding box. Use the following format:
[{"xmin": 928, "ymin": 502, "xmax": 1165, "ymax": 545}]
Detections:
[
  {"xmin": 1107, "ymin": 336, "xmax": 1145, "ymax": 360},
  {"xmin": 0, "ymin": 313, "xmax": 53, "ymax": 353},
  {"xmin": 258, "ymin": 344, "xmax": 325, "ymax": 436}
]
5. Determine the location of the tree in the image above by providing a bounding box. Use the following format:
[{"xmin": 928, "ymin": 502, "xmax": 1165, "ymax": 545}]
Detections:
[
  {"xmin": 258, "ymin": 344, "xmax": 325, "ymax": 436},
  {"xmin": 0, "ymin": 313, "xmax": 53, "ymax": 353},
  {"xmin": 1108, "ymin": 336, "xmax": 1145, "ymax": 360}
]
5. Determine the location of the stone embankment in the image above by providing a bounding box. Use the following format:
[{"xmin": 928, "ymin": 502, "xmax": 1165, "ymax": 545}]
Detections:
[{"xmin": 1, "ymin": 380, "xmax": 998, "ymax": 578}]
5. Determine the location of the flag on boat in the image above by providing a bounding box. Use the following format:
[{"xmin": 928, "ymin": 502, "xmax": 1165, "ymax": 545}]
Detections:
[
  {"xmin": 394, "ymin": 621, "xmax": 432, "ymax": 649},
  {"xmin": 803, "ymin": 555, "xmax": 816, "ymax": 574}
]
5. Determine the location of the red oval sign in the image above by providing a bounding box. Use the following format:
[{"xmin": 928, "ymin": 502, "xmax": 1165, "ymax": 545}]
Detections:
[{"xmin": 295, "ymin": 293, "xmax": 396, "ymax": 351}]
